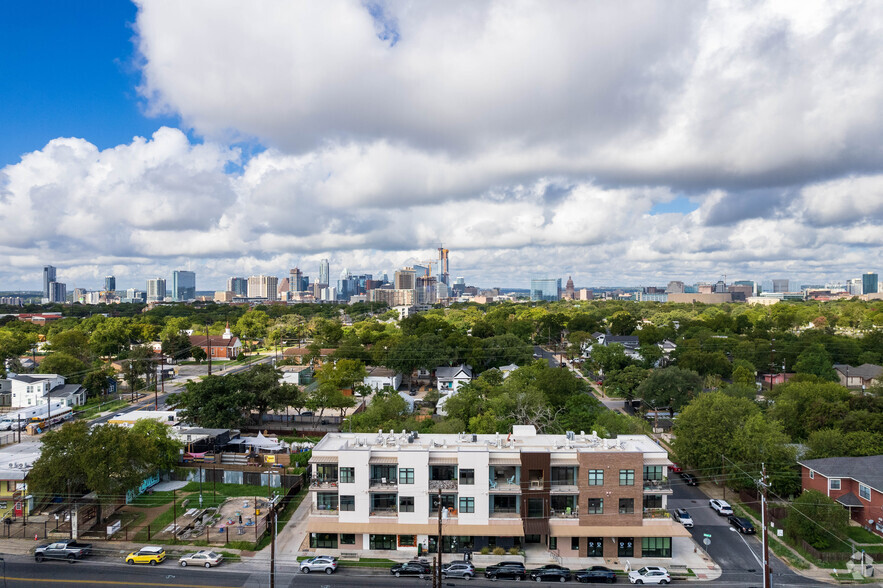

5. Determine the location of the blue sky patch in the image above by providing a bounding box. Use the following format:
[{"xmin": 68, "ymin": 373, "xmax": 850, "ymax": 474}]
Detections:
[{"xmin": 649, "ymin": 195, "xmax": 699, "ymax": 215}]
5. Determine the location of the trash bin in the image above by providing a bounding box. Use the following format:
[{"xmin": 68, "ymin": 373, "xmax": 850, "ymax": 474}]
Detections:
[
  {"xmin": 417, "ymin": 544, "xmax": 423, "ymax": 557},
  {"xmin": 864, "ymin": 564, "xmax": 874, "ymax": 577}
]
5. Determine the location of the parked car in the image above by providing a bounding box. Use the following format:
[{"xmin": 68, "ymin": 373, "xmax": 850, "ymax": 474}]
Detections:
[
  {"xmin": 670, "ymin": 464, "xmax": 682, "ymax": 473},
  {"xmin": 709, "ymin": 499, "xmax": 733, "ymax": 516},
  {"xmin": 627, "ymin": 566, "xmax": 670, "ymax": 585},
  {"xmin": 485, "ymin": 561, "xmax": 528, "ymax": 581},
  {"xmin": 442, "ymin": 561, "xmax": 475, "ymax": 579},
  {"xmin": 529, "ymin": 564, "xmax": 571, "ymax": 582},
  {"xmin": 728, "ymin": 515, "xmax": 756, "ymax": 534},
  {"xmin": 299, "ymin": 411, "xmax": 314, "ymax": 417},
  {"xmin": 179, "ymin": 550, "xmax": 223, "ymax": 568},
  {"xmin": 125, "ymin": 546, "xmax": 166, "ymax": 565},
  {"xmin": 390, "ymin": 561, "xmax": 431, "ymax": 577},
  {"xmin": 34, "ymin": 540, "xmax": 93, "ymax": 563},
  {"xmin": 673, "ymin": 508, "xmax": 693, "ymax": 528},
  {"xmin": 574, "ymin": 566, "xmax": 618, "ymax": 583},
  {"xmin": 300, "ymin": 555, "xmax": 338, "ymax": 574},
  {"xmin": 680, "ymin": 472, "xmax": 698, "ymax": 486}
]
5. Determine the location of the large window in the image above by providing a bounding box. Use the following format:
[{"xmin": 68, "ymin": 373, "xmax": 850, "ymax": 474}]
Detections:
[
  {"xmin": 618, "ymin": 537, "xmax": 634, "ymax": 557},
  {"xmin": 459, "ymin": 497, "xmax": 475, "ymax": 513},
  {"xmin": 643, "ymin": 465, "xmax": 663, "ymax": 481},
  {"xmin": 459, "ymin": 469, "xmax": 475, "ymax": 485},
  {"xmin": 399, "ymin": 468, "xmax": 414, "ymax": 484},
  {"xmin": 860, "ymin": 484, "xmax": 871, "ymax": 501},
  {"xmin": 371, "ymin": 465, "xmax": 397, "ymax": 485},
  {"xmin": 588, "ymin": 469, "xmax": 604, "ymax": 486},
  {"xmin": 588, "ymin": 498, "xmax": 603, "ymax": 514},
  {"xmin": 340, "ymin": 534, "xmax": 356, "ymax": 545},
  {"xmin": 642, "ymin": 537, "xmax": 672, "ymax": 558},
  {"xmin": 399, "ymin": 535, "xmax": 416, "ymax": 547},
  {"xmin": 551, "ymin": 467, "xmax": 577, "ymax": 486},
  {"xmin": 339, "ymin": 467, "xmax": 355, "ymax": 484},
  {"xmin": 430, "ymin": 493, "xmax": 457, "ymax": 514},
  {"xmin": 310, "ymin": 533, "xmax": 338, "ymax": 548},
  {"xmin": 527, "ymin": 497, "xmax": 545, "ymax": 518},
  {"xmin": 830, "ymin": 478, "xmax": 841, "ymax": 491},
  {"xmin": 316, "ymin": 464, "xmax": 337, "ymax": 482},
  {"xmin": 371, "ymin": 493, "xmax": 397, "ymax": 513},
  {"xmin": 643, "ymin": 494, "xmax": 663, "ymax": 510},
  {"xmin": 430, "ymin": 465, "xmax": 457, "ymax": 481},
  {"xmin": 571, "ymin": 537, "xmax": 580, "ymax": 551},
  {"xmin": 369, "ymin": 534, "xmax": 397, "ymax": 550},
  {"xmin": 317, "ymin": 493, "xmax": 338, "ymax": 511},
  {"xmin": 619, "ymin": 469, "xmax": 635, "ymax": 486},
  {"xmin": 340, "ymin": 495, "xmax": 355, "ymax": 511},
  {"xmin": 619, "ymin": 498, "xmax": 635, "ymax": 514},
  {"xmin": 586, "ymin": 538, "xmax": 603, "ymax": 557},
  {"xmin": 399, "ymin": 496, "xmax": 415, "ymax": 512}
]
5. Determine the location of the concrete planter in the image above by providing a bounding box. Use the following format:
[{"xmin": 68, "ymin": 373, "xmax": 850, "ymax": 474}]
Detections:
[{"xmin": 471, "ymin": 553, "xmax": 525, "ymax": 567}]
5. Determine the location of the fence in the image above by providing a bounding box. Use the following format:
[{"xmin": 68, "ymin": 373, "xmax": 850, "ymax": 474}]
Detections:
[
  {"xmin": 2, "ymin": 518, "xmax": 51, "ymax": 540},
  {"xmin": 799, "ymin": 538, "xmax": 853, "ymax": 563}
]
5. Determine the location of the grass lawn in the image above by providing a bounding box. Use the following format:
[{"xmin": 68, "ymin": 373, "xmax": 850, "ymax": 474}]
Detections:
[
  {"xmin": 74, "ymin": 398, "xmax": 128, "ymax": 420},
  {"xmin": 180, "ymin": 481, "xmax": 272, "ymax": 500},
  {"xmin": 846, "ymin": 526, "xmax": 883, "ymax": 544},
  {"xmin": 129, "ymin": 490, "xmax": 180, "ymax": 509}
]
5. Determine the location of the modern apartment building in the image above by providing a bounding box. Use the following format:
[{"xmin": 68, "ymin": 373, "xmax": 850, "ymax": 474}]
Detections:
[
  {"xmin": 172, "ymin": 270, "xmax": 196, "ymax": 301},
  {"xmin": 247, "ymin": 275, "xmax": 279, "ymax": 301},
  {"xmin": 146, "ymin": 278, "xmax": 166, "ymax": 302},
  {"xmin": 307, "ymin": 426, "xmax": 688, "ymax": 558},
  {"xmin": 227, "ymin": 277, "xmax": 248, "ymax": 297}
]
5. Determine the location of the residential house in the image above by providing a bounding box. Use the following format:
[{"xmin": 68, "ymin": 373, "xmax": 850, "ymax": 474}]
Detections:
[
  {"xmin": 498, "ymin": 364, "xmax": 519, "ymax": 379},
  {"xmin": 282, "ymin": 347, "xmax": 336, "ymax": 366},
  {"xmin": 364, "ymin": 367, "xmax": 402, "ymax": 392},
  {"xmin": 188, "ymin": 325, "xmax": 242, "ymax": 360},
  {"xmin": 435, "ymin": 365, "xmax": 473, "ymax": 394},
  {"xmin": 798, "ymin": 456, "xmax": 883, "ymax": 536},
  {"xmin": 0, "ymin": 442, "xmax": 42, "ymax": 519},
  {"xmin": 5, "ymin": 374, "xmax": 85, "ymax": 408},
  {"xmin": 306, "ymin": 426, "xmax": 689, "ymax": 557},
  {"xmin": 280, "ymin": 365, "xmax": 314, "ymax": 386},
  {"xmin": 833, "ymin": 364, "xmax": 883, "ymax": 390}
]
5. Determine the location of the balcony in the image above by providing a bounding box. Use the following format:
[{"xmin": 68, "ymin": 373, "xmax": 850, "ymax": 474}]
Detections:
[
  {"xmin": 550, "ymin": 482, "xmax": 579, "ymax": 494},
  {"xmin": 309, "ymin": 477, "xmax": 339, "ymax": 490},
  {"xmin": 489, "ymin": 479, "xmax": 520, "ymax": 493},
  {"xmin": 369, "ymin": 507, "xmax": 398, "ymax": 517},
  {"xmin": 429, "ymin": 479, "xmax": 458, "ymax": 491},
  {"xmin": 312, "ymin": 504, "xmax": 339, "ymax": 516},
  {"xmin": 643, "ymin": 479, "xmax": 672, "ymax": 493},
  {"xmin": 528, "ymin": 479, "xmax": 545, "ymax": 490},
  {"xmin": 369, "ymin": 477, "xmax": 398, "ymax": 490},
  {"xmin": 490, "ymin": 508, "xmax": 519, "ymax": 519},
  {"xmin": 550, "ymin": 507, "xmax": 580, "ymax": 518},
  {"xmin": 643, "ymin": 508, "xmax": 671, "ymax": 521}
]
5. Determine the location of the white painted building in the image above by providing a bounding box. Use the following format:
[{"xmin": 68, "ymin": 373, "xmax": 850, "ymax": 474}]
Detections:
[
  {"xmin": 307, "ymin": 427, "xmax": 688, "ymax": 559},
  {"xmin": 6, "ymin": 374, "xmax": 85, "ymax": 408},
  {"xmin": 363, "ymin": 367, "xmax": 402, "ymax": 392}
]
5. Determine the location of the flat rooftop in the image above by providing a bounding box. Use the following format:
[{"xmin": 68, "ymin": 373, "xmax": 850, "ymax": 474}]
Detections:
[{"xmin": 312, "ymin": 428, "xmax": 666, "ymax": 456}]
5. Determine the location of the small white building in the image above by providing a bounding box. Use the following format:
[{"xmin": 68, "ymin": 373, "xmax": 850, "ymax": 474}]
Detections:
[
  {"xmin": 5, "ymin": 374, "xmax": 85, "ymax": 408},
  {"xmin": 280, "ymin": 365, "xmax": 314, "ymax": 386},
  {"xmin": 435, "ymin": 364, "xmax": 473, "ymax": 394},
  {"xmin": 363, "ymin": 367, "xmax": 402, "ymax": 392}
]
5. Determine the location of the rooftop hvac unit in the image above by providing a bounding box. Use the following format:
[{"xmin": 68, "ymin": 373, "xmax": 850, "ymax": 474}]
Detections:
[
  {"xmin": 566, "ymin": 431, "xmax": 575, "ymax": 440},
  {"xmin": 472, "ymin": 434, "xmax": 477, "ymax": 442}
]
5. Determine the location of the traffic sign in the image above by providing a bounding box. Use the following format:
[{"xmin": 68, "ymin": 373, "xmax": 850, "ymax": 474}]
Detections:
[
  {"xmin": 703, "ymin": 533, "xmax": 712, "ymax": 538},
  {"xmin": 703, "ymin": 538, "xmax": 711, "ymax": 546}
]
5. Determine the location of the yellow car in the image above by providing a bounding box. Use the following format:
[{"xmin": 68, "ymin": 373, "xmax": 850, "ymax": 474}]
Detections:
[{"xmin": 126, "ymin": 546, "xmax": 166, "ymax": 565}]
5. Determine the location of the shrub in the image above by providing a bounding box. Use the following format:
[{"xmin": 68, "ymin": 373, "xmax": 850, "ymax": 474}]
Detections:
[
  {"xmin": 492, "ymin": 547, "xmax": 505, "ymax": 556},
  {"xmin": 508, "ymin": 547, "xmax": 519, "ymax": 555},
  {"xmin": 480, "ymin": 546, "xmax": 490, "ymax": 555}
]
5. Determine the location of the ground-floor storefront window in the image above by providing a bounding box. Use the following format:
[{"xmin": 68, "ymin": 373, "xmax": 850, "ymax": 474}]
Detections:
[
  {"xmin": 618, "ymin": 537, "xmax": 634, "ymax": 557},
  {"xmin": 310, "ymin": 533, "xmax": 338, "ymax": 548},
  {"xmin": 370, "ymin": 534, "xmax": 397, "ymax": 550},
  {"xmin": 641, "ymin": 537, "xmax": 671, "ymax": 558}
]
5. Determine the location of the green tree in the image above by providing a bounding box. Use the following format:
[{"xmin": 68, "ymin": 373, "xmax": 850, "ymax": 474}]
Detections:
[
  {"xmin": 161, "ymin": 330, "xmax": 192, "ymax": 360},
  {"xmin": 608, "ymin": 312, "xmax": 637, "ymax": 336},
  {"xmin": 730, "ymin": 413, "xmax": 798, "ymax": 495},
  {"xmin": 82, "ymin": 367, "xmax": 115, "ymax": 398},
  {"xmin": 346, "ymin": 387, "xmax": 412, "ymax": 432},
  {"xmin": 794, "ymin": 343, "xmax": 838, "ymax": 382},
  {"xmin": 635, "ymin": 366, "xmax": 702, "ymax": 410},
  {"xmin": 805, "ymin": 429, "xmax": 883, "ymax": 459},
  {"xmin": 766, "ymin": 380, "xmax": 850, "ymax": 440},
  {"xmin": 49, "ymin": 329, "xmax": 92, "ymax": 363},
  {"xmin": 191, "ymin": 347, "xmax": 207, "ymax": 363},
  {"xmin": 587, "ymin": 343, "xmax": 633, "ymax": 375},
  {"xmin": 603, "ymin": 365, "xmax": 649, "ymax": 400},
  {"xmin": 169, "ymin": 374, "xmax": 252, "ymax": 428},
  {"xmin": 88, "ymin": 319, "xmax": 131, "ymax": 357},
  {"xmin": 37, "ymin": 353, "xmax": 88, "ymax": 383},
  {"xmin": 672, "ymin": 392, "xmax": 759, "ymax": 474},
  {"xmin": 785, "ymin": 490, "xmax": 850, "ymax": 550},
  {"xmin": 235, "ymin": 310, "xmax": 270, "ymax": 341}
]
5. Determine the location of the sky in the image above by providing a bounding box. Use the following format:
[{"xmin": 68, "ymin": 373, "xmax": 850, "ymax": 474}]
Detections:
[{"xmin": 1, "ymin": 0, "xmax": 882, "ymax": 292}]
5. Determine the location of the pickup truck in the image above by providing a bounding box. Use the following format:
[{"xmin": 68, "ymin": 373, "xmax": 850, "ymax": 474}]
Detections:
[{"xmin": 35, "ymin": 540, "xmax": 93, "ymax": 562}]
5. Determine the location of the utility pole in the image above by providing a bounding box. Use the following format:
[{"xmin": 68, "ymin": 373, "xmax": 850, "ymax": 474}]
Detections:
[
  {"xmin": 760, "ymin": 463, "xmax": 771, "ymax": 588},
  {"xmin": 206, "ymin": 324, "xmax": 212, "ymax": 376},
  {"xmin": 768, "ymin": 338, "xmax": 775, "ymax": 390},
  {"xmin": 434, "ymin": 487, "xmax": 443, "ymax": 588},
  {"xmin": 268, "ymin": 475, "xmax": 276, "ymax": 588},
  {"xmin": 172, "ymin": 488, "xmax": 177, "ymax": 544},
  {"xmin": 156, "ymin": 356, "xmax": 164, "ymax": 410},
  {"xmin": 721, "ymin": 455, "xmax": 726, "ymax": 501}
]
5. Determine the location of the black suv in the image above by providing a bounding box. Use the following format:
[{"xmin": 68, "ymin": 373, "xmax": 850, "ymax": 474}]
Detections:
[
  {"xmin": 530, "ymin": 564, "xmax": 571, "ymax": 582},
  {"xmin": 485, "ymin": 561, "xmax": 527, "ymax": 581},
  {"xmin": 390, "ymin": 561, "xmax": 431, "ymax": 577},
  {"xmin": 728, "ymin": 515, "xmax": 756, "ymax": 534},
  {"xmin": 574, "ymin": 566, "xmax": 618, "ymax": 583},
  {"xmin": 680, "ymin": 472, "xmax": 698, "ymax": 486}
]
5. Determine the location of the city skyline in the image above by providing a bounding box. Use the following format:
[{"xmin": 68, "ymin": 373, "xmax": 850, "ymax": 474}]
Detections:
[{"xmin": 1, "ymin": 2, "xmax": 882, "ymax": 289}]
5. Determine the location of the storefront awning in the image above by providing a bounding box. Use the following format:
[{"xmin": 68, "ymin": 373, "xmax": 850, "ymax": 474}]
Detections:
[{"xmin": 548, "ymin": 521, "xmax": 692, "ymax": 538}]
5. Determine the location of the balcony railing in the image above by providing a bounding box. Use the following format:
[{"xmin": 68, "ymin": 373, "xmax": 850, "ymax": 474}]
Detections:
[
  {"xmin": 312, "ymin": 504, "xmax": 339, "ymax": 515},
  {"xmin": 643, "ymin": 508, "xmax": 671, "ymax": 520},
  {"xmin": 369, "ymin": 507, "xmax": 398, "ymax": 516},
  {"xmin": 310, "ymin": 477, "xmax": 339, "ymax": 489},
  {"xmin": 528, "ymin": 479, "xmax": 545, "ymax": 490},
  {"xmin": 369, "ymin": 478, "xmax": 398, "ymax": 489},
  {"xmin": 429, "ymin": 479, "xmax": 458, "ymax": 490},
  {"xmin": 490, "ymin": 508, "xmax": 519, "ymax": 518},
  {"xmin": 550, "ymin": 507, "xmax": 579, "ymax": 518},
  {"xmin": 643, "ymin": 480, "xmax": 671, "ymax": 492},
  {"xmin": 550, "ymin": 482, "xmax": 579, "ymax": 493}
]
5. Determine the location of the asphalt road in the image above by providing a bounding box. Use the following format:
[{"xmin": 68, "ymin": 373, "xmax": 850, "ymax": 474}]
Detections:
[
  {"xmin": 533, "ymin": 346, "xmax": 560, "ymax": 368},
  {"xmin": 668, "ymin": 479, "xmax": 826, "ymax": 587}
]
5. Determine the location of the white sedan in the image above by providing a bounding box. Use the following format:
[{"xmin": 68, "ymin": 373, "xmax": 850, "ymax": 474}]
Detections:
[{"xmin": 628, "ymin": 566, "xmax": 670, "ymax": 584}]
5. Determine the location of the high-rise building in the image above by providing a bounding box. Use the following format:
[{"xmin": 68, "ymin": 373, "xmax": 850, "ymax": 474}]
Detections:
[
  {"xmin": 530, "ymin": 278, "xmax": 561, "ymax": 302},
  {"xmin": 713, "ymin": 280, "xmax": 727, "ymax": 293},
  {"xmin": 733, "ymin": 280, "xmax": 758, "ymax": 296},
  {"xmin": 319, "ymin": 259, "xmax": 330, "ymax": 287},
  {"xmin": 290, "ymin": 268, "xmax": 307, "ymax": 293},
  {"xmin": 772, "ymin": 279, "xmax": 790, "ymax": 293},
  {"xmin": 227, "ymin": 277, "xmax": 248, "ymax": 297},
  {"xmin": 104, "ymin": 275, "xmax": 116, "ymax": 292},
  {"xmin": 172, "ymin": 270, "xmax": 196, "ymax": 301},
  {"xmin": 48, "ymin": 281, "xmax": 66, "ymax": 303},
  {"xmin": 847, "ymin": 278, "xmax": 863, "ymax": 296},
  {"xmin": 394, "ymin": 268, "xmax": 417, "ymax": 291},
  {"xmin": 247, "ymin": 275, "xmax": 278, "ymax": 300},
  {"xmin": 665, "ymin": 281, "xmax": 685, "ymax": 294},
  {"xmin": 437, "ymin": 247, "xmax": 449, "ymax": 285},
  {"xmin": 863, "ymin": 272, "xmax": 878, "ymax": 295},
  {"xmin": 146, "ymin": 278, "xmax": 167, "ymax": 302},
  {"xmin": 42, "ymin": 265, "xmax": 56, "ymax": 300}
]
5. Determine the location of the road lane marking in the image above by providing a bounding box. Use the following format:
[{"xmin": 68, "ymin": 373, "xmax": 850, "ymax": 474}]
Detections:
[
  {"xmin": 4, "ymin": 577, "xmax": 241, "ymax": 587},
  {"xmin": 734, "ymin": 527, "xmax": 764, "ymax": 568}
]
